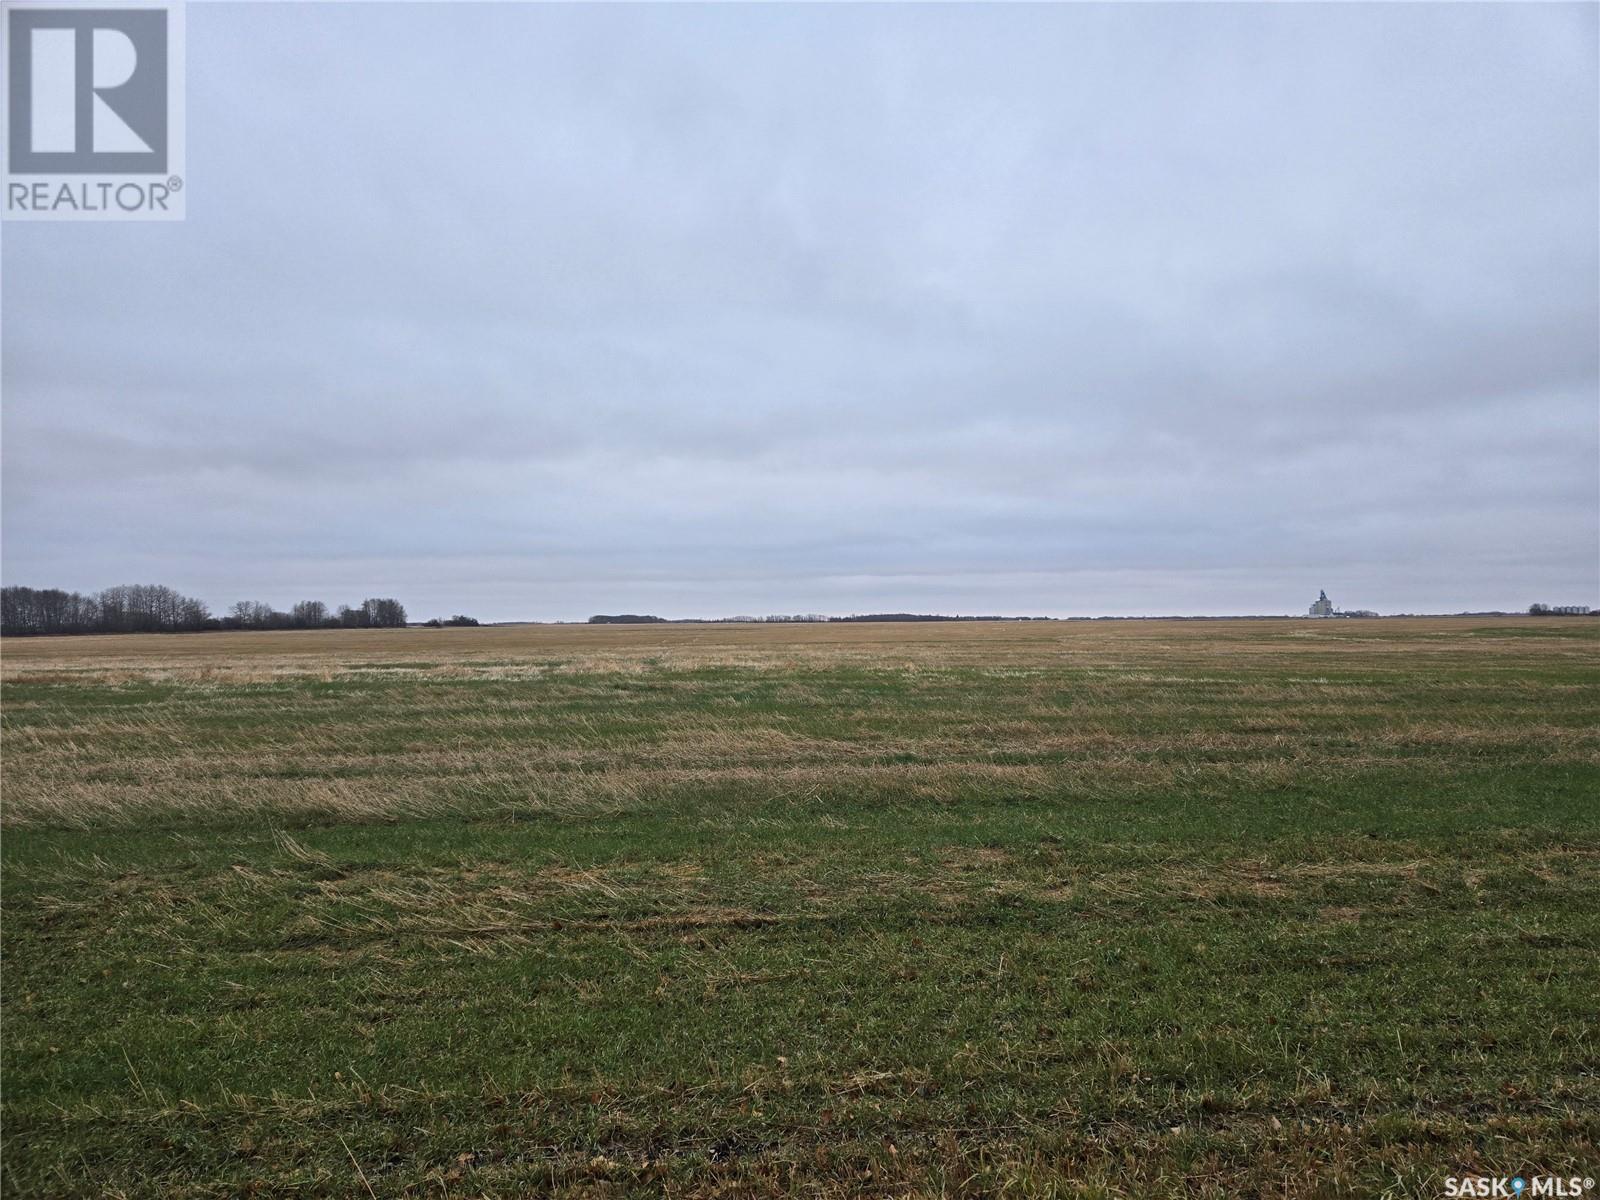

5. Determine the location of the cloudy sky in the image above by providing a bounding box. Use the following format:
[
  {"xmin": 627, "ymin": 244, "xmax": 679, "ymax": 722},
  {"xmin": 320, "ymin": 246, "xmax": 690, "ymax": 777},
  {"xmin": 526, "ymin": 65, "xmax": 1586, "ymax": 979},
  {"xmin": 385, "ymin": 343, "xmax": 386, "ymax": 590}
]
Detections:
[{"xmin": 4, "ymin": 3, "xmax": 1596, "ymax": 620}]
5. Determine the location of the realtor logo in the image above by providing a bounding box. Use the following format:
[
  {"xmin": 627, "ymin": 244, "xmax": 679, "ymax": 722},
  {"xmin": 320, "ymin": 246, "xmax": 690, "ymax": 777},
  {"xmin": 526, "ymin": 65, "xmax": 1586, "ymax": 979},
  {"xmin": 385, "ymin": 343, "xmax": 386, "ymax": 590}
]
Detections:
[
  {"xmin": 8, "ymin": 7, "xmax": 167, "ymax": 171},
  {"xmin": 3, "ymin": 1, "xmax": 185, "ymax": 219}
]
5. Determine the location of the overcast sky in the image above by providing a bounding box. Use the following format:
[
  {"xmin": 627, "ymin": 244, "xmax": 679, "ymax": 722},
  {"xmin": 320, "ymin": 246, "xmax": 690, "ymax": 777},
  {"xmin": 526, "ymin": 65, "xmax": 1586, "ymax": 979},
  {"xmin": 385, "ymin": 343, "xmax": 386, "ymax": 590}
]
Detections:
[{"xmin": 4, "ymin": 3, "xmax": 1597, "ymax": 620}]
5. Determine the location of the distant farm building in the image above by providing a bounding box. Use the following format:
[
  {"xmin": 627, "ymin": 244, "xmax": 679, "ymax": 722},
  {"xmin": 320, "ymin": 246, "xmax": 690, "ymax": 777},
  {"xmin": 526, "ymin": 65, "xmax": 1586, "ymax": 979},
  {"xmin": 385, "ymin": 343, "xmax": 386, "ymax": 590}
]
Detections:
[{"xmin": 1308, "ymin": 590, "xmax": 1375, "ymax": 618}]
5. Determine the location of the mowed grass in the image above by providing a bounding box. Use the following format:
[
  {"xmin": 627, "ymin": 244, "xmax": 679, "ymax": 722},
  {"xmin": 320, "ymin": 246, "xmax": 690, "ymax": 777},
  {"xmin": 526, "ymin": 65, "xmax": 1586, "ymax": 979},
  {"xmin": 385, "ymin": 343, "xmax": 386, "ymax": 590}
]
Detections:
[{"xmin": 1, "ymin": 617, "xmax": 1597, "ymax": 1198}]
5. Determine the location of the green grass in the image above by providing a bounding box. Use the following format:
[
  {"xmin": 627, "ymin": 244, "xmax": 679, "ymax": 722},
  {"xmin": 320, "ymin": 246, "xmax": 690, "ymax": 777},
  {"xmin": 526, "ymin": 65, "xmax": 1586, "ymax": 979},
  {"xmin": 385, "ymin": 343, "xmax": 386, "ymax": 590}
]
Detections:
[{"xmin": 2, "ymin": 619, "xmax": 1598, "ymax": 1197}]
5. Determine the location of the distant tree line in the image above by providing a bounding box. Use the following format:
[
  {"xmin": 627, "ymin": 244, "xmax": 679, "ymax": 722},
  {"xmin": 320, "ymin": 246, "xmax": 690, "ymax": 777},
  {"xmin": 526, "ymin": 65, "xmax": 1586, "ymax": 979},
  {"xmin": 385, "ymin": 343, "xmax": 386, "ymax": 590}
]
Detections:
[
  {"xmin": 1, "ymin": 584, "xmax": 211, "ymax": 636},
  {"xmin": 0, "ymin": 585, "xmax": 413, "ymax": 636},
  {"xmin": 830, "ymin": 613, "xmax": 1008, "ymax": 623},
  {"xmin": 589, "ymin": 614, "xmax": 668, "ymax": 624},
  {"xmin": 226, "ymin": 597, "xmax": 407, "ymax": 630},
  {"xmin": 423, "ymin": 615, "xmax": 481, "ymax": 627},
  {"xmin": 719, "ymin": 614, "xmax": 831, "ymax": 624}
]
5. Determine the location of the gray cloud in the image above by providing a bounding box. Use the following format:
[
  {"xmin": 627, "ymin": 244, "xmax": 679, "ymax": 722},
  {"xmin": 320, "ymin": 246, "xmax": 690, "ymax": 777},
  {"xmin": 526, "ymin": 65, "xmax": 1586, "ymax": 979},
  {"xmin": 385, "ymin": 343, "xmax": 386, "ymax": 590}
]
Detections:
[{"xmin": 4, "ymin": 2, "xmax": 1596, "ymax": 619}]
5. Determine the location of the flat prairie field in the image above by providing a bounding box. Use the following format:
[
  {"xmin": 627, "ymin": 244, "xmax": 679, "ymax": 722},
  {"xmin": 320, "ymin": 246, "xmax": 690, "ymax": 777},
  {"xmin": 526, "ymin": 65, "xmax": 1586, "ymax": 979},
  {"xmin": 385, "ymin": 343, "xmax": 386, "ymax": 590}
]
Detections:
[{"xmin": 2, "ymin": 617, "xmax": 1597, "ymax": 1198}]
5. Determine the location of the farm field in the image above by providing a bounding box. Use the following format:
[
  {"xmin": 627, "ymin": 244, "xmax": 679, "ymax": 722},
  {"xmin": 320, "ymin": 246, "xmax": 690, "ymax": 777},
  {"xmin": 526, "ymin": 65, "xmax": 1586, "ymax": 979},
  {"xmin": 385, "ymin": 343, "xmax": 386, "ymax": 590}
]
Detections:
[{"xmin": 2, "ymin": 617, "xmax": 1597, "ymax": 1197}]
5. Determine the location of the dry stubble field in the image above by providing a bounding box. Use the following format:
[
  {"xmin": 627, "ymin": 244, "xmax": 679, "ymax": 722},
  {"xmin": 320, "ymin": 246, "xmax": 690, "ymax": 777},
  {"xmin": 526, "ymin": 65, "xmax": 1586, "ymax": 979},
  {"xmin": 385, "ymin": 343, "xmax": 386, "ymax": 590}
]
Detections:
[{"xmin": 2, "ymin": 617, "xmax": 1597, "ymax": 1197}]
